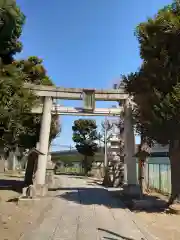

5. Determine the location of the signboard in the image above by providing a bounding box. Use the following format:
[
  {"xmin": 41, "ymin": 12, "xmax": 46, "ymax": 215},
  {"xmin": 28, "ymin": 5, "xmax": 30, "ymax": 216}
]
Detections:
[{"xmin": 83, "ymin": 89, "xmax": 95, "ymax": 111}]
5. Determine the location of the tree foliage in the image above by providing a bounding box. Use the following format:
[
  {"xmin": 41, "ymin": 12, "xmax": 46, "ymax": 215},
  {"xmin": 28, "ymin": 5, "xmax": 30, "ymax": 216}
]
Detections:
[
  {"xmin": 14, "ymin": 56, "xmax": 61, "ymax": 149},
  {"xmin": 0, "ymin": 0, "xmax": 60, "ymax": 149},
  {"xmin": 123, "ymin": 0, "xmax": 180, "ymax": 145},
  {"xmin": 0, "ymin": 0, "xmax": 25, "ymax": 63},
  {"xmin": 123, "ymin": 0, "xmax": 180, "ymax": 203},
  {"xmin": 0, "ymin": 63, "xmax": 36, "ymax": 148},
  {"xmin": 14, "ymin": 56, "xmax": 53, "ymax": 85},
  {"xmin": 72, "ymin": 119, "xmax": 98, "ymax": 174}
]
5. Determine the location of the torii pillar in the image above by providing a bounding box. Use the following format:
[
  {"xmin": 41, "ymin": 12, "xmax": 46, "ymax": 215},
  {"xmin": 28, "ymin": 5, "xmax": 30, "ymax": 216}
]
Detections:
[
  {"xmin": 35, "ymin": 97, "xmax": 52, "ymax": 190},
  {"xmin": 123, "ymin": 99, "xmax": 140, "ymax": 196}
]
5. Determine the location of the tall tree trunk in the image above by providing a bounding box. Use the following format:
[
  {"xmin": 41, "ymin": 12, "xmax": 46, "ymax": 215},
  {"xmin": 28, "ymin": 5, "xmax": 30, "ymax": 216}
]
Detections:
[
  {"xmin": 83, "ymin": 156, "xmax": 88, "ymax": 175},
  {"xmin": 168, "ymin": 140, "xmax": 180, "ymax": 206}
]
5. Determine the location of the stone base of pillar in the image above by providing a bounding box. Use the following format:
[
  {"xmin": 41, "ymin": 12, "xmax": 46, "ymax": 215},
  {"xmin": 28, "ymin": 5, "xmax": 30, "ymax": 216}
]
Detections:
[
  {"xmin": 122, "ymin": 184, "xmax": 141, "ymax": 198},
  {"xmin": 35, "ymin": 184, "xmax": 48, "ymax": 197},
  {"xmin": 46, "ymin": 169, "xmax": 55, "ymax": 189},
  {"xmin": 19, "ymin": 184, "xmax": 48, "ymax": 203}
]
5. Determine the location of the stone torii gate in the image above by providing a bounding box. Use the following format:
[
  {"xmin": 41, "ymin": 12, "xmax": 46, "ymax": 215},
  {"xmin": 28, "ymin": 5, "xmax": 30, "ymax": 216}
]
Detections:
[{"xmin": 25, "ymin": 83, "xmax": 139, "ymax": 195}]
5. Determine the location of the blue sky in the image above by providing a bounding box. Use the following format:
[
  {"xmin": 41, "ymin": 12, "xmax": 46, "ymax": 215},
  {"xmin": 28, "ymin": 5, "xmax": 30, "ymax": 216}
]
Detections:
[{"xmin": 16, "ymin": 0, "xmax": 172, "ymax": 151}]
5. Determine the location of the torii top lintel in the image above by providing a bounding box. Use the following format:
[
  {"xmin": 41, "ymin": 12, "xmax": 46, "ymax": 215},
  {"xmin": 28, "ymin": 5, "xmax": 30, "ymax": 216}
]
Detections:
[{"xmin": 24, "ymin": 83, "xmax": 129, "ymax": 101}]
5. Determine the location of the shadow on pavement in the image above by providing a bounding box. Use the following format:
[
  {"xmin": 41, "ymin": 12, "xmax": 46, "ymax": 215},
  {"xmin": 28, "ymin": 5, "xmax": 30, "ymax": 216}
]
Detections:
[
  {"xmin": 52, "ymin": 184, "xmax": 177, "ymax": 214},
  {"xmin": 98, "ymin": 228, "xmax": 137, "ymax": 240},
  {"xmin": 54, "ymin": 186, "xmax": 172, "ymax": 213},
  {"xmin": 51, "ymin": 175, "xmax": 172, "ymax": 214},
  {"xmin": 0, "ymin": 179, "xmax": 23, "ymax": 193},
  {"xmin": 119, "ymin": 193, "xmax": 170, "ymax": 213},
  {"xmin": 55, "ymin": 186, "xmax": 126, "ymax": 209}
]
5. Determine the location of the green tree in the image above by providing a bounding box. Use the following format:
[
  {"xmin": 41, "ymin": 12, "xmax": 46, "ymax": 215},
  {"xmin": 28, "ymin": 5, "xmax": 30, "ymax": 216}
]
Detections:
[
  {"xmin": 72, "ymin": 119, "xmax": 98, "ymax": 175},
  {"xmin": 14, "ymin": 56, "xmax": 61, "ymax": 149},
  {"xmin": 14, "ymin": 56, "xmax": 53, "ymax": 85},
  {"xmin": 0, "ymin": 0, "xmax": 25, "ymax": 64},
  {"xmin": 0, "ymin": 0, "xmax": 60, "ymax": 181},
  {"xmin": 0, "ymin": 0, "xmax": 60, "ymax": 150},
  {"xmin": 0, "ymin": 0, "xmax": 30, "ymax": 149},
  {"xmin": 0, "ymin": 63, "xmax": 36, "ymax": 148},
  {"xmin": 123, "ymin": 0, "xmax": 180, "ymax": 204}
]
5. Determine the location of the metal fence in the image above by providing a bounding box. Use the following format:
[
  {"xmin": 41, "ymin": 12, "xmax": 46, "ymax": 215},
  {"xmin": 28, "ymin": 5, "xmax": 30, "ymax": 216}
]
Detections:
[
  {"xmin": 56, "ymin": 166, "xmax": 82, "ymax": 174},
  {"xmin": 56, "ymin": 165, "xmax": 104, "ymax": 179},
  {"xmin": 142, "ymin": 162, "xmax": 171, "ymax": 194}
]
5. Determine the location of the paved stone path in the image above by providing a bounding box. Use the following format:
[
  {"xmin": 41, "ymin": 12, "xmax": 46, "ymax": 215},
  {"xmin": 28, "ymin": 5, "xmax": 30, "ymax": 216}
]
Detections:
[{"xmin": 21, "ymin": 175, "xmax": 158, "ymax": 240}]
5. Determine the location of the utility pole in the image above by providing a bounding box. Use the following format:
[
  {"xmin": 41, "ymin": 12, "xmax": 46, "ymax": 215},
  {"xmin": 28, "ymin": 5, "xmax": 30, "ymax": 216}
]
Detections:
[
  {"xmin": 102, "ymin": 118, "xmax": 110, "ymax": 186},
  {"xmin": 104, "ymin": 118, "xmax": 108, "ymax": 171},
  {"xmin": 98, "ymin": 132, "xmax": 101, "ymax": 149}
]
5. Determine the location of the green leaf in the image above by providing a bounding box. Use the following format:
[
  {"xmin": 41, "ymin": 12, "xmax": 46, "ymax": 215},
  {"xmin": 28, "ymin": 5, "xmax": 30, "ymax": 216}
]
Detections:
[{"xmin": 72, "ymin": 119, "xmax": 98, "ymax": 172}]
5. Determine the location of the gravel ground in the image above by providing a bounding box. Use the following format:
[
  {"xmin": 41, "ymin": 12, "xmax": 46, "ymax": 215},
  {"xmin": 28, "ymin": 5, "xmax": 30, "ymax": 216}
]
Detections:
[
  {"xmin": 0, "ymin": 174, "xmax": 55, "ymax": 240},
  {"xmin": 119, "ymin": 190, "xmax": 180, "ymax": 240},
  {"xmin": 135, "ymin": 210, "xmax": 180, "ymax": 240},
  {"xmin": 1, "ymin": 173, "xmax": 180, "ymax": 240}
]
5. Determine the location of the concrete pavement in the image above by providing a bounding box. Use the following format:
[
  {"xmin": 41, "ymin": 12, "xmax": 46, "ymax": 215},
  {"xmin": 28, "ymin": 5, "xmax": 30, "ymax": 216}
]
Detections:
[{"xmin": 21, "ymin": 175, "xmax": 158, "ymax": 240}]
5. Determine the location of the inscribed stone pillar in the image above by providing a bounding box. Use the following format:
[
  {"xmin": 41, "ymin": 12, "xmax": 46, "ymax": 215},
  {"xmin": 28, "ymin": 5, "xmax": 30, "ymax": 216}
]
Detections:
[
  {"xmin": 35, "ymin": 97, "xmax": 52, "ymax": 185},
  {"xmin": 123, "ymin": 99, "xmax": 137, "ymax": 185}
]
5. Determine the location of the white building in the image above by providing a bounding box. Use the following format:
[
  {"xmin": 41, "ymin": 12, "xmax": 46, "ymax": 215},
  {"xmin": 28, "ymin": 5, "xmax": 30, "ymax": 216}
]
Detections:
[
  {"xmin": 151, "ymin": 143, "xmax": 169, "ymax": 153},
  {"xmin": 106, "ymin": 117, "xmax": 122, "ymax": 162}
]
